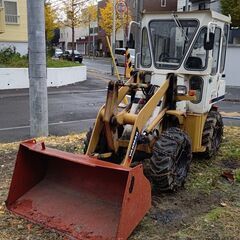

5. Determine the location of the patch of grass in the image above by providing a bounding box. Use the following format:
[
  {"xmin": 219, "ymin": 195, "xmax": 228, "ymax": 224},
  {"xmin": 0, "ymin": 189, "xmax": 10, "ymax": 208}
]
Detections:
[
  {"xmin": 174, "ymin": 206, "xmax": 240, "ymax": 240},
  {"xmin": 185, "ymin": 160, "xmax": 221, "ymax": 193},
  {"xmin": 0, "ymin": 47, "xmax": 82, "ymax": 68},
  {"xmin": 47, "ymin": 58, "xmax": 82, "ymax": 68},
  {"xmin": 1, "ymin": 126, "xmax": 240, "ymax": 240},
  {"xmin": 235, "ymin": 169, "xmax": 240, "ymax": 183},
  {"xmin": 0, "ymin": 58, "xmax": 82, "ymax": 68},
  {"xmin": 186, "ymin": 127, "xmax": 240, "ymax": 193},
  {"xmin": 219, "ymin": 127, "xmax": 240, "ymax": 160},
  {"xmin": 204, "ymin": 207, "xmax": 223, "ymax": 221}
]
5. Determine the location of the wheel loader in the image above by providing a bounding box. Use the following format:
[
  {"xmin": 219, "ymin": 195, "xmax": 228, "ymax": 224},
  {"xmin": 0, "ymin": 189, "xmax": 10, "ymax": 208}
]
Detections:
[{"xmin": 6, "ymin": 10, "xmax": 230, "ymax": 240}]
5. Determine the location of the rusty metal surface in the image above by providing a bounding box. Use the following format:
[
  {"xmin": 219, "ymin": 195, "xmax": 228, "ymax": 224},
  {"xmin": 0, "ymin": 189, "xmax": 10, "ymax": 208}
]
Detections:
[{"xmin": 6, "ymin": 140, "xmax": 151, "ymax": 240}]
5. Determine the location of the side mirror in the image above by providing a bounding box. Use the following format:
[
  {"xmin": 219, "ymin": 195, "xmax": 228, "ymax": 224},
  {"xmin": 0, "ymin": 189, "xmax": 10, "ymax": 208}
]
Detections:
[
  {"xmin": 127, "ymin": 21, "xmax": 140, "ymax": 48},
  {"xmin": 204, "ymin": 32, "xmax": 214, "ymax": 50}
]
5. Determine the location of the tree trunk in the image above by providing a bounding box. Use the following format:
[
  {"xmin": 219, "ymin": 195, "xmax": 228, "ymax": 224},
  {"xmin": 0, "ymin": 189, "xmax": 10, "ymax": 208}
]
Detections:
[
  {"xmin": 71, "ymin": 25, "xmax": 75, "ymax": 62},
  {"xmin": 88, "ymin": 22, "xmax": 91, "ymax": 56}
]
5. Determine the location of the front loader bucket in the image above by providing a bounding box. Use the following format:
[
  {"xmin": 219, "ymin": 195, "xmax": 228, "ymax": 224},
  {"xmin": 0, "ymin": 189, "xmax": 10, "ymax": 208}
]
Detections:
[{"xmin": 6, "ymin": 140, "xmax": 151, "ymax": 240}]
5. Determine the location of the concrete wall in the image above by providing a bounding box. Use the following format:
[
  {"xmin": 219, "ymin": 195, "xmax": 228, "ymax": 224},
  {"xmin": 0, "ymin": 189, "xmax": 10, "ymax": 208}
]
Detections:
[
  {"xmin": 0, "ymin": 66, "xmax": 87, "ymax": 90},
  {"xmin": 225, "ymin": 45, "xmax": 240, "ymax": 87}
]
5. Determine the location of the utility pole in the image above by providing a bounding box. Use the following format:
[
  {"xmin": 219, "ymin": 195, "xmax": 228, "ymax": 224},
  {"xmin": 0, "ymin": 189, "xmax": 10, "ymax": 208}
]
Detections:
[
  {"xmin": 111, "ymin": 0, "xmax": 116, "ymax": 76},
  {"xmin": 27, "ymin": 0, "xmax": 48, "ymax": 137}
]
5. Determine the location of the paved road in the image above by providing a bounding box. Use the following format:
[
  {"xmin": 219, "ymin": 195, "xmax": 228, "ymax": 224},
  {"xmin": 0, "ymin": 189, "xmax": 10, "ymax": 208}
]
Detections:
[
  {"xmin": 0, "ymin": 59, "xmax": 239, "ymax": 143},
  {"xmin": 84, "ymin": 57, "xmax": 125, "ymax": 76},
  {"xmin": 0, "ymin": 71, "xmax": 108, "ymax": 143}
]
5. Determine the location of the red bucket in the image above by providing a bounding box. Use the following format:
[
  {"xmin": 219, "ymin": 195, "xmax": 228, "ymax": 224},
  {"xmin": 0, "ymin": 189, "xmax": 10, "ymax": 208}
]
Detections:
[{"xmin": 6, "ymin": 140, "xmax": 151, "ymax": 239}]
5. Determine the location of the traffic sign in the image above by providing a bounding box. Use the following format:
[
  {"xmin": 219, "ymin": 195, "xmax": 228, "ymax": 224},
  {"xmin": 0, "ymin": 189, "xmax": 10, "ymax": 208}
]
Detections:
[{"xmin": 116, "ymin": 0, "xmax": 127, "ymax": 14}]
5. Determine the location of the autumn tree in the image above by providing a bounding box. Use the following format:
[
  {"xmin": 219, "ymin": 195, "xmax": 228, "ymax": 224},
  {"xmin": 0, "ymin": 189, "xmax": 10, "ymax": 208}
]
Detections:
[
  {"xmin": 45, "ymin": 3, "xmax": 58, "ymax": 43},
  {"xmin": 81, "ymin": 4, "xmax": 97, "ymax": 55},
  {"xmin": 221, "ymin": 0, "xmax": 240, "ymax": 27},
  {"xmin": 58, "ymin": 0, "xmax": 88, "ymax": 61},
  {"xmin": 99, "ymin": 0, "xmax": 132, "ymax": 39}
]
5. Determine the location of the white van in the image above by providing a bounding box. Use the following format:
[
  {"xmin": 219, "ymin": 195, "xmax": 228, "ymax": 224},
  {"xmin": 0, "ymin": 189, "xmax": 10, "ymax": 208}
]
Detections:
[{"xmin": 115, "ymin": 48, "xmax": 135, "ymax": 66}]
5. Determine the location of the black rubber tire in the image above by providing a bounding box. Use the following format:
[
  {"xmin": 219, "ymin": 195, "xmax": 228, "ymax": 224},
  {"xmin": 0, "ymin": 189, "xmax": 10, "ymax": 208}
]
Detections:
[
  {"xmin": 83, "ymin": 127, "xmax": 93, "ymax": 154},
  {"xmin": 83, "ymin": 127, "xmax": 124, "ymax": 164},
  {"xmin": 83, "ymin": 127, "xmax": 108, "ymax": 154},
  {"xmin": 143, "ymin": 127, "xmax": 192, "ymax": 192},
  {"xmin": 201, "ymin": 110, "xmax": 223, "ymax": 159}
]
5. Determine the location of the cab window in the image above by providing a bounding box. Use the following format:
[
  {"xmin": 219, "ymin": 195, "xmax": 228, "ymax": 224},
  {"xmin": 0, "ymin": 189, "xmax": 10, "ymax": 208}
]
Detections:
[
  {"xmin": 211, "ymin": 28, "xmax": 221, "ymax": 75},
  {"xmin": 185, "ymin": 27, "xmax": 208, "ymax": 70},
  {"xmin": 220, "ymin": 24, "xmax": 229, "ymax": 73},
  {"xmin": 141, "ymin": 27, "xmax": 151, "ymax": 67}
]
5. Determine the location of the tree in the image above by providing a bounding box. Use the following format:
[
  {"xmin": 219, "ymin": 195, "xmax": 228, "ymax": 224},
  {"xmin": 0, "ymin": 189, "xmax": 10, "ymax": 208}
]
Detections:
[
  {"xmin": 221, "ymin": 0, "xmax": 240, "ymax": 27},
  {"xmin": 45, "ymin": 3, "xmax": 58, "ymax": 43},
  {"xmin": 58, "ymin": 0, "xmax": 88, "ymax": 61},
  {"xmin": 99, "ymin": 0, "xmax": 132, "ymax": 38},
  {"xmin": 81, "ymin": 4, "xmax": 97, "ymax": 56}
]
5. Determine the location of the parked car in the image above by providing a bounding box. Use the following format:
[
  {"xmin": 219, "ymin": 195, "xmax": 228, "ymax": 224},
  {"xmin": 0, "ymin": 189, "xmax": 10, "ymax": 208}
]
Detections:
[
  {"xmin": 115, "ymin": 48, "xmax": 135, "ymax": 66},
  {"xmin": 62, "ymin": 50, "xmax": 83, "ymax": 63},
  {"xmin": 54, "ymin": 48, "xmax": 63, "ymax": 58}
]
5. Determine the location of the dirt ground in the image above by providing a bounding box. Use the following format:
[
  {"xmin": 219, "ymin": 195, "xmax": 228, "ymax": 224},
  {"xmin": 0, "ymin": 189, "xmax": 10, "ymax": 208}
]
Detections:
[{"xmin": 0, "ymin": 127, "xmax": 240, "ymax": 240}]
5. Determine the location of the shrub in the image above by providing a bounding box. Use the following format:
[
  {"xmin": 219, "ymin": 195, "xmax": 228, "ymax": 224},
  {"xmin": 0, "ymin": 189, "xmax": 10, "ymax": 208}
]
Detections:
[{"xmin": 0, "ymin": 47, "xmax": 25, "ymax": 65}]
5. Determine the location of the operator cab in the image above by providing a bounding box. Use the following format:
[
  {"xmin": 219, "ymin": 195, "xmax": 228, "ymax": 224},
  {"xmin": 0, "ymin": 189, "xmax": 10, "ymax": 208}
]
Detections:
[{"xmin": 129, "ymin": 11, "xmax": 231, "ymax": 114}]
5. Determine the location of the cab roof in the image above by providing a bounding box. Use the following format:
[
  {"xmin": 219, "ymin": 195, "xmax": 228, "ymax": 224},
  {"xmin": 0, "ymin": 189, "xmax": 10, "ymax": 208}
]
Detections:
[{"xmin": 142, "ymin": 10, "xmax": 231, "ymax": 24}]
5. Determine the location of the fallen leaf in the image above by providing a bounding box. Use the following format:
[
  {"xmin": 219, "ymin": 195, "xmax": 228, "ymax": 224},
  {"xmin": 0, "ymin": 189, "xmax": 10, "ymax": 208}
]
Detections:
[
  {"xmin": 221, "ymin": 170, "xmax": 235, "ymax": 183},
  {"xmin": 27, "ymin": 223, "xmax": 32, "ymax": 232}
]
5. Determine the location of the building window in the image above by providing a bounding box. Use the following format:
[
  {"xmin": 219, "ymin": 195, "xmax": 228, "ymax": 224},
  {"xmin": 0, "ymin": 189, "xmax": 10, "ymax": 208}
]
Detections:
[
  {"xmin": 0, "ymin": 0, "xmax": 3, "ymax": 7},
  {"xmin": 4, "ymin": 0, "xmax": 19, "ymax": 24},
  {"xmin": 161, "ymin": 0, "xmax": 167, "ymax": 7},
  {"xmin": 90, "ymin": 27, "xmax": 98, "ymax": 34}
]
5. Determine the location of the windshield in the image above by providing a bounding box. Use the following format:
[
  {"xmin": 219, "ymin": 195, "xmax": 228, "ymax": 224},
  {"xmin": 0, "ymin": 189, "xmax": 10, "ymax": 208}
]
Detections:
[{"xmin": 149, "ymin": 19, "xmax": 199, "ymax": 69}]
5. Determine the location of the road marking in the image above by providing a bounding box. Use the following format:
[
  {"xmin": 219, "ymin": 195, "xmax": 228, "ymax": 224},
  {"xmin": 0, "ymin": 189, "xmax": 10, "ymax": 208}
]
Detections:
[
  {"xmin": 220, "ymin": 111, "xmax": 240, "ymax": 117},
  {"xmin": 222, "ymin": 116, "xmax": 240, "ymax": 120},
  {"xmin": 0, "ymin": 118, "xmax": 96, "ymax": 131}
]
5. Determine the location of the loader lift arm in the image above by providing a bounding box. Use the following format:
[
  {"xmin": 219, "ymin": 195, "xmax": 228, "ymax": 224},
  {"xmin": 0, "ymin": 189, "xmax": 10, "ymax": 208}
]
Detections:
[{"xmin": 86, "ymin": 74, "xmax": 176, "ymax": 167}]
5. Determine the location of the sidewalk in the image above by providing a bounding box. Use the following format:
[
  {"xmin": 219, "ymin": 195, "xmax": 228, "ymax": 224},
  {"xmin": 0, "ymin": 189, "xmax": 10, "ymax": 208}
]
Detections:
[{"xmin": 225, "ymin": 86, "xmax": 240, "ymax": 102}]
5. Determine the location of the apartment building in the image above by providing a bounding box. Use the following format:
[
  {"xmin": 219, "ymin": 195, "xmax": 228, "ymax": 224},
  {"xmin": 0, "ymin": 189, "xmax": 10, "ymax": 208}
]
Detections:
[
  {"xmin": 190, "ymin": 0, "xmax": 221, "ymax": 12},
  {"xmin": 0, "ymin": 0, "xmax": 28, "ymax": 55}
]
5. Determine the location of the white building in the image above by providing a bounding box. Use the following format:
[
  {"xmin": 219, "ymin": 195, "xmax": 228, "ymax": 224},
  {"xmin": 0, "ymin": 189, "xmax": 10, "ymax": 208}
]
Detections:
[{"xmin": 59, "ymin": 21, "xmax": 100, "ymax": 55}]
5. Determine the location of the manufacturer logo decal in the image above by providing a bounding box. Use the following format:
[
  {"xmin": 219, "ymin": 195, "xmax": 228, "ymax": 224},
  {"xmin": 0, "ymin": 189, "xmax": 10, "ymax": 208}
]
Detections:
[{"xmin": 128, "ymin": 129, "xmax": 139, "ymax": 159}]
